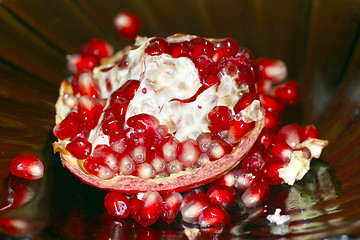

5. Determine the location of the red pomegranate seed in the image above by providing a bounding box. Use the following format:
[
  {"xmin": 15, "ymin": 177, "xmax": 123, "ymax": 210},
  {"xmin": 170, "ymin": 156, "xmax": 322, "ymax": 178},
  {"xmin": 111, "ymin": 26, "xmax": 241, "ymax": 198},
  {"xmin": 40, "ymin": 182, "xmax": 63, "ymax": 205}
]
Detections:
[
  {"xmin": 273, "ymin": 80, "xmax": 300, "ymax": 106},
  {"xmin": 228, "ymin": 119, "xmax": 255, "ymax": 142},
  {"xmin": 211, "ymin": 171, "xmax": 237, "ymax": 187},
  {"xmin": 234, "ymin": 168, "xmax": 258, "ymax": 191},
  {"xmin": 83, "ymin": 156, "xmax": 115, "ymax": 180},
  {"xmin": 71, "ymin": 71, "xmax": 99, "ymax": 98},
  {"xmin": 111, "ymin": 98, "xmax": 129, "ymax": 124},
  {"xmin": 278, "ymin": 124, "xmax": 304, "ymax": 148},
  {"xmin": 128, "ymin": 144, "xmax": 149, "ymax": 164},
  {"xmin": 257, "ymin": 128, "xmax": 274, "ymax": 147},
  {"xmin": 10, "ymin": 154, "xmax": 44, "ymax": 180},
  {"xmin": 206, "ymin": 138, "xmax": 232, "ymax": 161},
  {"xmin": 113, "ymin": 12, "xmax": 141, "ymax": 41},
  {"xmin": 149, "ymin": 152, "xmax": 166, "ymax": 173},
  {"xmin": 206, "ymin": 185, "xmax": 237, "ymax": 210},
  {"xmin": 198, "ymin": 203, "xmax": 230, "ymax": 227},
  {"xmin": 201, "ymin": 74, "xmax": 220, "ymax": 87},
  {"xmin": 65, "ymin": 137, "xmax": 92, "ymax": 159},
  {"xmin": 160, "ymin": 191, "xmax": 183, "ymax": 224},
  {"xmin": 212, "ymin": 38, "xmax": 239, "ymax": 62},
  {"xmin": 80, "ymin": 38, "xmax": 114, "ymax": 60},
  {"xmin": 133, "ymin": 191, "xmax": 163, "ymax": 226},
  {"xmin": 145, "ymin": 37, "xmax": 168, "ymax": 56},
  {"xmin": 104, "ymin": 192, "xmax": 130, "ymax": 218},
  {"xmin": 266, "ymin": 136, "xmax": 293, "ymax": 164},
  {"xmin": 196, "ymin": 132, "xmax": 216, "ymax": 153},
  {"xmin": 235, "ymin": 65, "xmax": 255, "ymax": 92},
  {"xmin": 92, "ymin": 145, "xmax": 119, "ymax": 172},
  {"xmin": 195, "ymin": 153, "xmax": 210, "ymax": 168},
  {"xmin": 77, "ymin": 95, "xmax": 104, "ymax": 128},
  {"xmin": 195, "ymin": 55, "xmax": 216, "ymax": 76},
  {"xmin": 101, "ymin": 112, "xmax": 123, "ymax": 135},
  {"xmin": 241, "ymin": 180, "xmax": 269, "ymax": 208},
  {"xmin": 109, "ymin": 131, "xmax": 127, "ymax": 154},
  {"xmin": 127, "ymin": 114, "xmax": 160, "ymax": 132},
  {"xmin": 177, "ymin": 138, "xmax": 201, "ymax": 167},
  {"xmin": 53, "ymin": 111, "xmax": 82, "ymax": 140},
  {"xmin": 129, "ymin": 196, "xmax": 141, "ymax": 220},
  {"xmin": 189, "ymin": 37, "xmax": 214, "ymax": 58},
  {"xmin": 264, "ymin": 111, "xmax": 282, "ymax": 131},
  {"xmin": 166, "ymin": 41, "xmax": 189, "ymax": 58},
  {"xmin": 256, "ymin": 58, "xmax": 287, "ymax": 83},
  {"xmin": 181, "ymin": 192, "xmax": 211, "ymax": 224},
  {"xmin": 156, "ymin": 136, "xmax": 179, "ymax": 162},
  {"xmin": 260, "ymin": 95, "xmax": 286, "ymax": 113},
  {"xmin": 207, "ymin": 106, "xmax": 233, "ymax": 134},
  {"xmin": 67, "ymin": 54, "xmax": 98, "ymax": 73},
  {"xmin": 166, "ymin": 160, "xmax": 184, "ymax": 174},
  {"xmin": 110, "ymin": 80, "xmax": 140, "ymax": 104},
  {"xmin": 233, "ymin": 93, "xmax": 259, "ymax": 114},
  {"xmin": 241, "ymin": 144, "xmax": 266, "ymax": 174},
  {"xmin": 118, "ymin": 153, "xmax": 136, "ymax": 175},
  {"xmin": 135, "ymin": 163, "xmax": 156, "ymax": 179},
  {"xmin": 302, "ymin": 124, "xmax": 320, "ymax": 141},
  {"xmin": 264, "ymin": 163, "xmax": 284, "ymax": 185}
]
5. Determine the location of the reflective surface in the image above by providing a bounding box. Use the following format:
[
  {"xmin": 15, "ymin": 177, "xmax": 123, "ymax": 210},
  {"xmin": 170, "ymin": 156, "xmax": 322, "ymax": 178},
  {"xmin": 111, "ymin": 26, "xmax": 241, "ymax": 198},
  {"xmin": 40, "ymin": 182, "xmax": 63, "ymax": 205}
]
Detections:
[{"xmin": 1, "ymin": 0, "xmax": 360, "ymax": 239}]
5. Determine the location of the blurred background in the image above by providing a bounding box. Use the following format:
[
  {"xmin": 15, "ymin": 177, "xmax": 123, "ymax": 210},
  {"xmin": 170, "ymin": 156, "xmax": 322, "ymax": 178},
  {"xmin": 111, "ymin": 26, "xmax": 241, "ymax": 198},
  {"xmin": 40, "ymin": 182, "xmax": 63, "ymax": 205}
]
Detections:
[{"xmin": 0, "ymin": 0, "xmax": 360, "ymax": 239}]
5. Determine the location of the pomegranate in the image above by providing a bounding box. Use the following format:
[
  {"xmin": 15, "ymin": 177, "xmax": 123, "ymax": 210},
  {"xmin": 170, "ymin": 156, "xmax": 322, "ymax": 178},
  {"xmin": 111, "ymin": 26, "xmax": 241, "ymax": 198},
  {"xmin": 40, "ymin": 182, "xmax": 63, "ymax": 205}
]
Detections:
[{"xmin": 53, "ymin": 34, "xmax": 265, "ymax": 194}]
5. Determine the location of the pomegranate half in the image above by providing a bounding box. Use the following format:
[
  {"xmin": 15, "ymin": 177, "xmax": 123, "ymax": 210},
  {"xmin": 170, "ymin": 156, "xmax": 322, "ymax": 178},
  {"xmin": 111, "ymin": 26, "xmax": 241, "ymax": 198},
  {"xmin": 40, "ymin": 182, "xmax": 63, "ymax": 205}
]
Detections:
[{"xmin": 53, "ymin": 34, "xmax": 265, "ymax": 194}]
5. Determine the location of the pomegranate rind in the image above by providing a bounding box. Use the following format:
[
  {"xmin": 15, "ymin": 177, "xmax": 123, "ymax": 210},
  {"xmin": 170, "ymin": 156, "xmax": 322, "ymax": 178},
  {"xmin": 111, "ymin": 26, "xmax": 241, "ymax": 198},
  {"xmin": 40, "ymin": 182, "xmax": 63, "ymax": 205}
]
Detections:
[{"xmin": 53, "ymin": 115, "xmax": 264, "ymax": 194}]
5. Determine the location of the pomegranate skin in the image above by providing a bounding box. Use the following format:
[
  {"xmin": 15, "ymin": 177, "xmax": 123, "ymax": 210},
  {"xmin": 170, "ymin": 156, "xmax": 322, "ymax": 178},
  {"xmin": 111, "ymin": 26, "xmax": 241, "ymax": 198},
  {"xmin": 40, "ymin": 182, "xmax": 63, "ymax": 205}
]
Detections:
[{"xmin": 53, "ymin": 114, "xmax": 264, "ymax": 194}]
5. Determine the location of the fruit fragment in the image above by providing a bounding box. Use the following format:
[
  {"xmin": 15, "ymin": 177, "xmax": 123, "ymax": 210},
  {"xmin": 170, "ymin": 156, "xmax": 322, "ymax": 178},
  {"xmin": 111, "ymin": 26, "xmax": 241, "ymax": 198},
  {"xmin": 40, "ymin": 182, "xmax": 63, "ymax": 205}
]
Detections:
[{"xmin": 9, "ymin": 154, "xmax": 44, "ymax": 180}]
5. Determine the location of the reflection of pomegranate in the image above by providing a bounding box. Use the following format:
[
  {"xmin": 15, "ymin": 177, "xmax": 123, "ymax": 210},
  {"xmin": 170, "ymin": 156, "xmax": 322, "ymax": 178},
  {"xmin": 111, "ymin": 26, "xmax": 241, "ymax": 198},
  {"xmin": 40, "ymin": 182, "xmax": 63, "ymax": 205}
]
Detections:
[{"xmin": 53, "ymin": 34, "xmax": 265, "ymax": 194}]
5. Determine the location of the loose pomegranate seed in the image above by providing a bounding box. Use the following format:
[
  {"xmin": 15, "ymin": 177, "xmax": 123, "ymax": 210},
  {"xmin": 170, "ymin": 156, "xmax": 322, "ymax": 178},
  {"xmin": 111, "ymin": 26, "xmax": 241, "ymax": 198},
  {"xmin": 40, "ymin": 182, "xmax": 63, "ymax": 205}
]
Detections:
[
  {"xmin": 127, "ymin": 114, "xmax": 160, "ymax": 132},
  {"xmin": 166, "ymin": 160, "xmax": 184, "ymax": 175},
  {"xmin": 210, "ymin": 171, "xmax": 237, "ymax": 187},
  {"xmin": 233, "ymin": 93, "xmax": 259, "ymax": 114},
  {"xmin": 160, "ymin": 191, "xmax": 183, "ymax": 224},
  {"xmin": 212, "ymin": 38, "xmax": 239, "ymax": 62},
  {"xmin": 206, "ymin": 138, "xmax": 232, "ymax": 161},
  {"xmin": 135, "ymin": 163, "xmax": 156, "ymax": 179},
  {"xmin": 256, "ymin": 58, "xmax": 287, "ymax": 83},
  {"xmin": 156, "ymin": 136, "xmax": 179, "ymax": 162},
  {"xmin": 166, "ymin": 41, "xmax": 189, "ymax": 58},
  {"xmin": 228, "ymin": 119, "xmax": 255, "ymax": 142},
  {"xmin": 302, "ymin": 124, "xmax": 320, "ymax": 141},
  {"xmin": 67, "ymin": 54, "xmax": 98, "ymax": 73},
  {"xmin": 65, "ymin": 137, "xmax": 92, "ymax": 159},
  {"xmin": 110, "ymin": 80, "xmax": 140, "ymax": 104},
  {"xmin": 206, "ymin": 185, "xmax": 237, "ymax": 210},
  {"xmin": 241, "ymin": 144, "xmax": 266, "ymax": 174},
  {"xmin": 132, "ymin": 191, "xmax": 163, "ymax": 226},
  {"xmin": 207, "ymin": 106, "xmax": 233, "ymax": 134},
  {"xmin": 145, "ymin": 37, "xmax": 168, "ymax": 56},
  {"xmin": 83, "ymin": 157, "xmax": 115, "ymax": 180},
  {"xmin": 104, "ymin": 192, "xmax": 130, "ymax": 218},
  {"xmin": 278, "ymin": 124, "xmax": 304, "ymax": 148},
  {"xmin": 113, "ymin": 11, "xmax": 141, "ymax": 41},
  {"xmin": 92, "ymin": 145, "xmax": 119, "ymax": 172},
  {"xmin": 260, "ymin": 95, "xmax": 286, "ymax": 113},
  {"xmin": 189, "ymin": 37, "xmax": 214, "ymax": 58},
  {"xmin": 257, "ymin": 128, "xmax": 274, "ymax": 147},
  {"xmin": 71, "ymin": 71, "xmax": 99, "ymax": 98},
  {"xmin": 177, "ymin": 138, "xmax": 201, "ymax": 167},
  {"xmin": 53, "ymin": 111, "xmax": 82, "ymax": 140},
  {"xmin": 149, "ymin": 152, "xmax": 166, "ymax": 173},
  {"xmin": 273, "ymin": 80, "xmax": 300, "ymax": 106},
  {"xmin": 10, "ymin": 154, "xmax": 44, "ymax": 180},
  {"xmin": 263, "ymin": 163, "xmax": 284, "ymax": 185},
  {"xmin": 264, "ymin": 111, "xmax": 282, "ymax": 131},
  {"xmin": 180, "ymin": 192, "xmax": 211, "ymax": 224},
  {"xmin": 266, "ymin": 136, "xmax": 293, "ymax": 164},
  {"xmin": 118, "ymin": 153, "xmax": 136, "ymax": 175},
  {"xmin": 234, "ymin": 168, "xmax": 258, "ymax": 191},
  {"xmin": 241, "ymin": 179, "xmax": 269, "ymax": 208},
  {"xmin": 80, "ymin": 38, "xmax": 114, "ymax": 60},
  {"xmin": 198, "ymin": 203, "xmax": 230, "ymax": 227}
]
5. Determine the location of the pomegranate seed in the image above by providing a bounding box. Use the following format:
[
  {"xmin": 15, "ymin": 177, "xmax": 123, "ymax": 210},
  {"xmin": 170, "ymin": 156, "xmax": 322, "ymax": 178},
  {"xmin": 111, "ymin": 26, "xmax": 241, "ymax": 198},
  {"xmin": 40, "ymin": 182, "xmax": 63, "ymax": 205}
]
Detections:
[
  {"xmin": 278, "ymin": 124, "xmax": 304, "ymax": 148},
  {"xmin": 77, "ymin": 95, "xmax": 104, "ymax": 128},
  {"xmin": 166, "ymin": 41, "xmax": 189, "ymax": 58},
  {"xmin": 302, "ymin": 124, "xmax": 320, "ymax": 141},
  {"xmin": 0, "ymin": 218, "xmax": 32, "ymax": 236},
  {"xmin": 194, "ymin": 153, "xmax": 210, "ymax": 168},
  {"xmin": 236, "ymin": 65, "xmax": 255, "ymax": 92},
  {"xmin": 198, "ymin": 203, "xmax": 230, "ymax": 227},
  {"xmin": 135, "ymin": 163, "xmax": 156, "ymax": 179},
  {"xmin": 133, "ymin": 191, "xmax": 163, "ymax": 226},
  {"xmin": 233, "ymin": 93, "xmax": 259, "ymax": 114},
  {"xmin": 109, "ymin": 131, "xmax": 127, "ymax": 154},
  {"xmin": 182, "ymin": 187, "xmax": 205, "ymax": 205},
  {"xmin": 92, "ymin": 145, "xmax": 119, "ymax": 172},
  {"xmin": 130, "ymin": 197, "xmax": 141, "ymax": 220},
  {"xmin": 110, "ymin": 80, "xmax": 140, "ymax": 104},
  {"xmin": 104, "ymin": 192, "xmax": 130, "ymax": 218},
  {"xmin": 10, "ymin": 154, "xmax": 44, "ymax": 180},
  {"xmin": 166, "ymin": 160, "xmax": 184, "ymax": 174},
  {"xmin": 195, "ymin": 55, "xmax": 216, "ymax": 76},
  {"xmin": 206, "ymin": 185, "xmax": 237, "ymax": 210},
  {"xmin": 264, "ymin": 163, "xmax": 284, "ymax": 185},
  {"xmin": 212, "ymin": 38, "xmax": 239, "ymax": 62},
  {"xmin": 207, "ymin": 106, "xmax": 233, "ymax": 134},
  {"xmin": 264, "ymin": 111, "xmax": 282, "ymax": 131},
  {"xmin": 206, "ymin": 138, "xmax": 232, "ymax": 161},
  {"xmin": 228, "ymin": 119, "xmax": 255, "ymax": 142},
  {"xmin": 256, "ymin": 58, "xmax": 287, "ymax": 83},
  {"xmin": 84, "ymin": 157, "xmax": 115, "ymax": 180},
  {"xmin": 127, "ymin": 114, "xmax": 160, "ymax": 132},
  {"xmin": 53, "ymin": 111, "xmax": 82, "ymax": 140},
  {"xmin": 211, "ymin": 171, "xmax": 237, "ymax": 187},
  {"xmin": 149, "ymin": 152, "xmax": 166, "ymax": 173},
  {"xmin": 118, "ymin": 153, "xmax": 136, "ymax": 175},
  {"xmin": 113, "ymin": 11, "xmax": 141, "ymax": 41},
  {"xmin": 177, "ymin": 138, "xmax": 201, "ymax": 167},
  {"xmin": 128, "ymin": 144, "xmax": 149, "ymax": 164},
  {"xmin": 266, "ymin": 136, "xmax": 293, "ymax": 164},
  {"xmin": 67, "ymin": 54, "xmax": 98, "ymax": 73},
  {"xmin": 201, "ymin": 74, "xmax": 219, "ymax": 87},
  {"xmin": 241, "ymin": 144, "xmax": 266, "ymax": 174},
  {"xmin": 161, "ymin": 191, "xmax": 183, "ymax": 224},
  {"xmin": 197, "ymin": 132, "xmax": 216, "ymax": 152},
  {"xmin": 257, "ymin": 128, "xmax": 274, "ymax": 147},
  {"xmin": 145, "ymin": 37, "xmax": 168, "ymax": 56},
  {"xmin": 260, "ymin": 95, "xmax": 286, "ymax": 113},
  {"xmin": 80, "ymin": 38, "xmax": 114, "ymax": 59},
  {"xmin": 156, "ymin": 136, "xmax": 179, "ymax": 162},
  {"xmin": 273, "ymin": 80, "xmax": 300, "ymax": 106},
  {"xmin": 65, "ymin": 137, "xmax": 92, "ymax": 159},
  {"xmin": 71, "ymin": 71, "xmax": 99, "ymax": 98},
  {"xmin": 111, "ymin": 98, "xmax": 129, "ymax": 124},
  {"xmin": 234, "ymin": 168, "xmax": 258, "ymax": 191},
  {"xmin": 181, "ymin": 192, "xmax": 210, "ymax": 224},
  {"xmin": 241, "ymin": 180, "xmax": 269, "ymax": 208},
  {"xmin": 189, "ymin": 37, "xmax": 214, "ymax": 58},
  {"xmin": 101, "ymin": 112, "xmax": 123, "ymax": 135}
]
